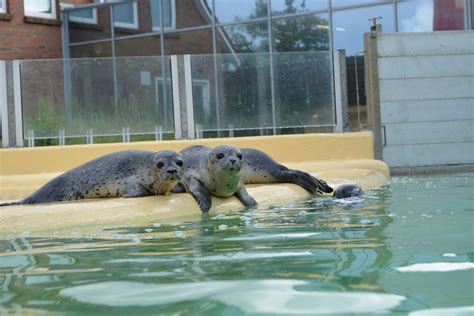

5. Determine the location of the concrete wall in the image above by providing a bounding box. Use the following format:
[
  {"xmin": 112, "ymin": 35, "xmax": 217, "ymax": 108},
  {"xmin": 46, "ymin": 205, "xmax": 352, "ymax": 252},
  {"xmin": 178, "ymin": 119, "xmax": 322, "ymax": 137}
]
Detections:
[{"xmin": 377, "ymin": 31, "xmax": 474, "ymax": 167}]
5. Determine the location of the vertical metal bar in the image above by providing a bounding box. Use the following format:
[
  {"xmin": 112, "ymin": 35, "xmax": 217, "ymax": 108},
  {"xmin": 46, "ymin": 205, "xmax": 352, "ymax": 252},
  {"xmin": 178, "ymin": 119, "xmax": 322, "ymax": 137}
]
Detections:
[
  {"xmin": 155, "ymin": 125, "xmax": 163, "ymax": 141},
  {"xmin": 184, "ymin": 54, "xmax": 196, "ymax": 138},
  {"xmin": 110, "ymin": 4, "xmax": 119, "ymax": 108},
  {"xmin": 267, "ymin": 0, "xmax": 277, "ymax": 135},
  {"xmin": 333, "ymin": 51, "xmax": 343, "ymax": 132},
  {"xmin": 171, "ymin": 55, "xmax": 182, "ymax": 139},
  {"xmin": 328, "ymin": 0, "xmax": 337, "ymax": 131},
  {"xmin": 228, "ymin": 124, "xmax": 234, "ymax": 137},
  {"xmin": 393, "ymin": 0, "xmax": 398, "ymax": 32},
  {"xmin": 464, "ymin": 0, "xmax": 471, "ymax": 30},
  {"xmin": 354, "ymin": 53, "xmax": 361, "ymax": 130},
  {"xmin": 12, "ymin": 60, "xmax": 23, "ymax": 147},
  {"xmin": 159, "ymin": 0, "xmax": 168, "ymax": 126},
  {"xmin": 0, "ymin": 60, "xmax": 9, "ymax": 148},
  {"xmin": 61, "ymin": 10, "xmax": 72, "ymax": 121},
  {"xmin": 212, "ymin": 0, "xmax": 221, "ymax": 136}
]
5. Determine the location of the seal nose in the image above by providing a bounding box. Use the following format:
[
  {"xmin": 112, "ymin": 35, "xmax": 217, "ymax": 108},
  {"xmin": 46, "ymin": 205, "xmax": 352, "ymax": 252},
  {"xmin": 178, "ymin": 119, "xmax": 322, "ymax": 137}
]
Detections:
[
  {"xmin": 230, "ymin": 159, "xmax": 236, "ymax": 164},
  {"xmin": 167, "ymin": 169, "xmax": 177, "ymax": 175}
]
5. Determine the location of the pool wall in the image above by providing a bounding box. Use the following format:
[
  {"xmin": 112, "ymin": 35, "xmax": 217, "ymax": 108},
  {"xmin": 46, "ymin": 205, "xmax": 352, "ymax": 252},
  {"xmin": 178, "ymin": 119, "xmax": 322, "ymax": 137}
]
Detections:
[{"xmin": 0, "ymin": 132, "xmax": 390, "ymax": 234}]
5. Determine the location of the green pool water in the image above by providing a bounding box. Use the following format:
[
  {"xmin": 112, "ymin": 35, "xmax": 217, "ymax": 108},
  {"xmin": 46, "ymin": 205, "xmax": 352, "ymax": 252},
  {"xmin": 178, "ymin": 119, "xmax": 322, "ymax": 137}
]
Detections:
[{"xmin": 1, "ymin": 173, "xmax": 473, "ymax": 315}]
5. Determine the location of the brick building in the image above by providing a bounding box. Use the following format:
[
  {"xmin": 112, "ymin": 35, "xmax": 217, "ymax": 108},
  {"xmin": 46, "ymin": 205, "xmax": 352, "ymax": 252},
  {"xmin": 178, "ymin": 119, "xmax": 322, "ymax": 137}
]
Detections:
[{"xmin": 0, "ymin": 0, "xmax": 92, "ymax": 60}]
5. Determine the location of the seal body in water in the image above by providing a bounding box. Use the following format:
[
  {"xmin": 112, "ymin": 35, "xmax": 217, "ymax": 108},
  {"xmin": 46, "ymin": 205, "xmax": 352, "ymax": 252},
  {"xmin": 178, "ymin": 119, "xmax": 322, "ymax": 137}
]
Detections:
[
  {"xmin": 175, "ymin": 145, "xmax": 333, "ymax": 212},
  {"xmin": 0, "ymin": 150, "xmax": 183, "ymax": 206}
]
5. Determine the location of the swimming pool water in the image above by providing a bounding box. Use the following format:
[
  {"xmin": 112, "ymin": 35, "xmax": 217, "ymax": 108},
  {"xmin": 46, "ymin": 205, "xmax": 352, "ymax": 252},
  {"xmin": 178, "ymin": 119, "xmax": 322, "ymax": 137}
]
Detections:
[{"xmin": 1, "ymin": 173, "xmax": 473, "ymax": 315}]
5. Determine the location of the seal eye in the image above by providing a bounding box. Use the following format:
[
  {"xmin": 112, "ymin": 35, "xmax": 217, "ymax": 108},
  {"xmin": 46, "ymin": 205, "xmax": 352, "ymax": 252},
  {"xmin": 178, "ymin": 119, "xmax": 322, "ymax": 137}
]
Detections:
[
  {"xmin": 176, "ymin": 160, "xmax": 183, "ymax": 167},
  {"xmin": 216, "ymin": 153, "xmax": 225, "ymax": 159},
  {"xmin": 237, "ymin": 153, "xmax": 243, "ymax": 160},
  {"xmin": 156, "ymin": 162, "xmax": 165, "ymax": 169}
]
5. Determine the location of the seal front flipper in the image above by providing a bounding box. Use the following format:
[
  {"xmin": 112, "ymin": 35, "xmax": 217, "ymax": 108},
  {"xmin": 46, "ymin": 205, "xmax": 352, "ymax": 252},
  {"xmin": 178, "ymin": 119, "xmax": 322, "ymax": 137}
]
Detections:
[
  {"xmin": 235, "ymin": 184, "xmax": 258, "ymax": 208},
  {"xmin": 187, "ymin": 178, "xmax": 212, "ymax": 213},
  {"xmin": 122, "ymin": 184, "xmax": 150, "ymax": 198},
  {"xmin": 171, "ymin": 183, "xmax": 186, "ymax": 193}
]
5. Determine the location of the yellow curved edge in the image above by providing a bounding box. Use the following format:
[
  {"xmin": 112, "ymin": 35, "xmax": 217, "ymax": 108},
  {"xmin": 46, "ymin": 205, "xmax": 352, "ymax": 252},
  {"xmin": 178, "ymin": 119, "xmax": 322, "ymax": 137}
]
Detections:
[{"xmin": 0, "ymin": 132, "xmax": 389, "ymax": 236}]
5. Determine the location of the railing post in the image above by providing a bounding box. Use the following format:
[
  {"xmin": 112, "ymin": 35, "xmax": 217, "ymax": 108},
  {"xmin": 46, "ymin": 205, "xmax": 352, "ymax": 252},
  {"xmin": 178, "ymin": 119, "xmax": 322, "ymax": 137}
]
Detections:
[
  {"xmin": 0, "ymin": 60, "xmax": 9, "ymax": 147},
  {"xmin": 364, "ymin": 25, "xmax": 384, "ymax": 160},
  {"xmin": 13, "ymin": 60, "xmax": 24, "ymax": 147},
  {"xmin": 171, "ymin": 55, "xmax": 195, "ymax": 140},
  {"xmin": 333, "ymin": 49, "xmax": 349, "ymax": 133}
]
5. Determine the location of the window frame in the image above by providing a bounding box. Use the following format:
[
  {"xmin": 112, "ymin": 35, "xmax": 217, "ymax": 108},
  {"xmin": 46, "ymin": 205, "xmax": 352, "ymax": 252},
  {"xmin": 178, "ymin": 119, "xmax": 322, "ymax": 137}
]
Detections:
[
  {"xmin": 112, "ymin": 1, "xmax": 139, "ymax": 30},
  {"xmin": 151, "ymin": 0, "xmax": 176, "ymax": 31},
  {"xmin": 61, "ymin": 3, "xmax": 97, "ymax": 25},
  {"xmin": 24, "ymin": 0, "xmax": 57, "ymax": 20},
  {"xmin": 0, "ymin": 0, "xmax": 7, "ymax": 14}
]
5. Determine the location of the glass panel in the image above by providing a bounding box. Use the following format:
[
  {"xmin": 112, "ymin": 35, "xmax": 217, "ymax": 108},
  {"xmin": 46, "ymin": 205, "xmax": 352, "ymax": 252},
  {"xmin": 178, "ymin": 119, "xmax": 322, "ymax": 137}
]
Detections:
[
  {"xmin": 68, "ymin": 6, "xmax": 111, "ymax": 43},
  {"xmin": 271, "ymin": 14, "xmax": 329, "ymax": 52},
  {"xmin": 114, "ymin": 2, "xmax": 134, "ymax": 24},
  {"xmin": 217, "ymin": 22, "xmax": 269, "ymax": 53},
  {"xmin": 273, "ymin": 52, "xmax": 334, "ymax": 128},
  {"xmin": 152, "ymin": 0, "xmax": 208, "ymax": 29},
  {"xmin": 271, "ymin": 0, "xmax": 328, "ymax": 16},
  {"xmin": 24, "ymin": 0, "xmax": 52, "ymax": 14},
  {"xmin": 164, "ymin": 28, "xmax": 214, "ymax": 55},
  {"xmin": 115, "ymin": 37, "xmax": 162, "ymax": 57},
  {"xmin": 70, "ymin": 8, "xmax": 94, "ymax": 20},
  {"xmin": 20, "ymin": 57, "xmax": 174, "ymax": 140},
  {"xmin": 397, "ymin": 0, "xmax": 465, "ymax": 32},
  {"xmin": 214, "ymin": 0, "xmax": 268, "ymax": 24},
  {"xmin": 331, "ymin": 0, "xmax": 392, "ymax": 8},
  {"xmin": 332, "ymin": 4, "xmax": 394, "ymax": 55},
  {"xmin": 191, "ymin": 52, "xmax": 334, "ymax": 133},
  {"xmin": 70, "ymin": 42, "xmax": 112, "ymax": 58}
]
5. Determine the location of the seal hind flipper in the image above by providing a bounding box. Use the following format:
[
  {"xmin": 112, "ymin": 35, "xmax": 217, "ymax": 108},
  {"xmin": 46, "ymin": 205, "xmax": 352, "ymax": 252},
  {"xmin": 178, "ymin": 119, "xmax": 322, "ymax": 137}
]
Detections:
[
  {"xmin": 235, "ymin": 183, "xmax": 258, "ymax": 208},
  {"xmin": 187, "ymin": 178, "xmax": 212, "ymax": 213}
]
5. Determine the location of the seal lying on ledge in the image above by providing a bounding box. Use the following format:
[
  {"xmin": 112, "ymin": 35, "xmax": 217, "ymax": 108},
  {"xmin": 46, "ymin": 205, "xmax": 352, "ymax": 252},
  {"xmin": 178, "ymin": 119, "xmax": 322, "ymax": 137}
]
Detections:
[
  {"xmin": 174, "ymin": 145, "xmax": 333, "ymax": 212},
  {"xmin": 0, "ymin": 150, "xmax": 183, "ymax": 206}
]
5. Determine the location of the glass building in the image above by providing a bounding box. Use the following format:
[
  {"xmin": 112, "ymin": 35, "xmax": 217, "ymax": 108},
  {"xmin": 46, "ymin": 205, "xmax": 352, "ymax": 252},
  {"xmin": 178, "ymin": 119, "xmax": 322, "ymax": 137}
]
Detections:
[{"xmin": 21, "ymin": 0, "xmax": 468, "ymax": 143}]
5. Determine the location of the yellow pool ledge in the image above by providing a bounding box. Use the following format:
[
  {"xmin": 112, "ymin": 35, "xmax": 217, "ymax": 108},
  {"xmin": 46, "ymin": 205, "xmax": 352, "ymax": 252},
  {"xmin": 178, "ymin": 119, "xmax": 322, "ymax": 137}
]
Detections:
[{"xmin": 0, "ymin": 132, "xmax": 390, "ymax": 235}]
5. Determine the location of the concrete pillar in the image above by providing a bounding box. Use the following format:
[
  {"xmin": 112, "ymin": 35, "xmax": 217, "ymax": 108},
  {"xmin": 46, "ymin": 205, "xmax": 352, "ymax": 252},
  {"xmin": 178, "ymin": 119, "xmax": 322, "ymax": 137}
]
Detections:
[
  {"xmin": 0, "ymin": 60, "xmax": 23, "ymax": 148},
  {"xmin": 364, "ymin": 25, "xmax": 383, "ymax": 160}
]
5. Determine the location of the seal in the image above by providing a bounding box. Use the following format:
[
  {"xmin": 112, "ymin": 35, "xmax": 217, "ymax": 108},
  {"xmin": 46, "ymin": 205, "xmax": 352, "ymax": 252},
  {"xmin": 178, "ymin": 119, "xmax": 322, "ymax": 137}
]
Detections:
[
  {"xmin": 333, "ymin": 184, "xmax": 364, "ymax": 199},
  {"xmin": 175, "ymin": 145, "xmax": 333, "ymax": 212},
  {"xmin": 0, "ymin": 150, "xmax": 183, "ymax": 206}
]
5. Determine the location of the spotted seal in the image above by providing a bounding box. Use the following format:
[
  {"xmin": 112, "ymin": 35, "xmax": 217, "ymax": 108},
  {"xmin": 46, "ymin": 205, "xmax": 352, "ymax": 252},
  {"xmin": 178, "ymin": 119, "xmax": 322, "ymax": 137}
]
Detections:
[
  {"xmin": 0, "ymin": 150, "xmax": 183, "ymax": 206},
  {"xmin": 174, "ymin": 145, "xmax": 333, "ymax": 212}
]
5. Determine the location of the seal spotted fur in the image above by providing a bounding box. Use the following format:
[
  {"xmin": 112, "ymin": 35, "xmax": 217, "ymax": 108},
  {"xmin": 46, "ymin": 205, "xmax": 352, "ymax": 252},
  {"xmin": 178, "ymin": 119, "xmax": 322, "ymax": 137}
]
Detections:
[
  {"xmin": 0, "ymin": 150, "xmax": 183, "ymax": 206},
  {"xmin": 175, "ymin": 145, "xmax": 333, "ymax": 212}
]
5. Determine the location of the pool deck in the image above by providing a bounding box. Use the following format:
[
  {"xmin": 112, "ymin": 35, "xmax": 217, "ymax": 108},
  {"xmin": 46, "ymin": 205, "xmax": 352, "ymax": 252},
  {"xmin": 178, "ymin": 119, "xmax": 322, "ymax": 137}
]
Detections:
[{"xmin": 0, "ymin": 132, "xmax": 389, "ymax": 235}]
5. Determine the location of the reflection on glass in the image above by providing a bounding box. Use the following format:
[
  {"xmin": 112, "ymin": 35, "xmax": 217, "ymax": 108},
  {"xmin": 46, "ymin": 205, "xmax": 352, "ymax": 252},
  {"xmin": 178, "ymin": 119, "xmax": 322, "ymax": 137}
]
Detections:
[
  {"xmin": 271, "ymin": 14, "xmax": 329, "ymax": 52},
  {"xmin": 273, "ymin": 52, "xmax": 334, "ymax": 127},
  {"xmin": 115, "ymin": 37, "xmax": 162, "ymax": 57},
  {"xmin": 271, "ymin": 0, "xmax": 328, "ymax": 16},
  {"xmin": 164, "ymin": 28, "xmax": 214, "ymax": 55},
  {"xmin": 113, "ymin": 1, "xmax": 138, "ymax": 29},
  {"xmin": 397, "ymin": 0, "xmax": 465, "ymax": 32},
  {"xmin": 191, "ymin": 52, "xmax": 334, "ymax": 132},
  {"xmin": 214, "ymin": 0, "xmax": 267, "ymax": 23},
  {"xmin": 21, "ymin": 57, "xmax": 174, "ymax": 139},
  {"xmin": 24, "ymin": 0, "xmax": 52, "ymax": 14},
  {"xmin": 218, "ymin": 22, "xmax": 269, "ymax": 53},
  {"xmin": 68, "ymin": 6, "xmax": 111, "ymax": 43},
  {"xmin": 150, "ymin": 0, "xmax": 175, "ymax": 30},
  {"xmin": 331, "ymin": 0, "xmax": 392, "ymax": 8},
  {"xmin": 69, "ymin": 7, "xmax": 96, "ymax": 24},
  {"xmin": 332, "ymin": 4, "xmax": 393, "ymax": 55}
]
